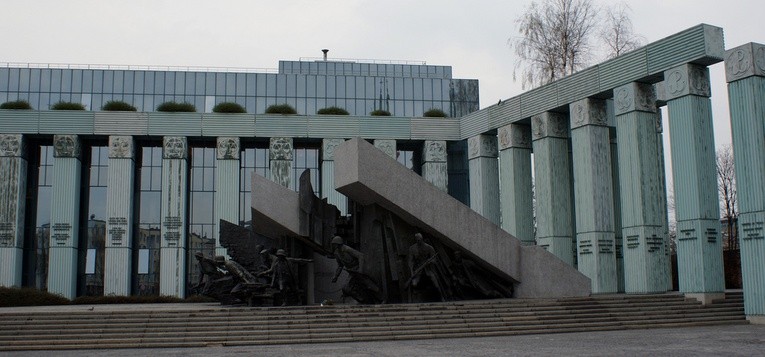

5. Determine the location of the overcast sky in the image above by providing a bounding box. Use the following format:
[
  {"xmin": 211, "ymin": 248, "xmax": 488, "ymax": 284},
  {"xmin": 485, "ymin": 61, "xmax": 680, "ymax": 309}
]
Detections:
[{"xmin": 2, "ymin": 0, "xmax": 763, "ymax": 151}]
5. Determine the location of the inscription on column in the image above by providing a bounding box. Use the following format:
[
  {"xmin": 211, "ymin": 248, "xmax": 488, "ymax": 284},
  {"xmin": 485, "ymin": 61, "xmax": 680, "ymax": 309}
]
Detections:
[
  {"xmin": 0, "ymin": 222, "xmax": 13, "ymax": 245},
  {"xmin": 578, "ymin": 239, "xmax": 593, "ymax": 254},
  {"xmin": 626, "ymin": 235, "xmax": 639, "ymax": 249},
  {"xmin": 163, "ymin": 216, "xmax": 182, "ymax": 245},
  {"xmin": 52, "ymin": 223, "xmax": 72, "ymax": 245},
  {"xmin": 741, "ymin": 220, "xmax": 764, "ymax": 240},
  {"xmin": 598, "ymin": 239, "xmax": 614, "ymax": 254},
  {"xmin": 108, "ymin": 217, "xmax": 128, "ymax": 246},
  {"xmin": 678, "ymin": 228, "xmax": 697, "ymax": 241},
  {"xmin": 646, "ymin": 235, "xmax": 663, "ymax": 253}
]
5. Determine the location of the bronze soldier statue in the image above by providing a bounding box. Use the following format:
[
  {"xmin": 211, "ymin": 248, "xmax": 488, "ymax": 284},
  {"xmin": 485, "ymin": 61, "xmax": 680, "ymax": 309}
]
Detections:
[{"xmin": 330, "ymin": 236, "xmax": 382, "ymax": 304}]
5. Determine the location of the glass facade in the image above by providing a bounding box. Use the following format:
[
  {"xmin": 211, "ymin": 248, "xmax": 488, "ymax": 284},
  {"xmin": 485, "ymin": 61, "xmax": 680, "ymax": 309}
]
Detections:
[
  {"xmin": 187, "ymin": 146, "xmax": 217, "ymax": 289},
  {"xmin": 0, "ymin": 62, "xmax": 478, "ymax": 116},
  {"xmin": 290, "ymin": 146, "xmax": 320, "ymax": 195},
  {"xmin": 81, "ymin": 146, "xmax": 108, "ymax": 296},
  {"xmin": 22, "ymin": 145, "xmax": 53, "ymax": 290},
  {"xmin": 239, "ymin": 146, "xmax": 269, "ymax": 226},
  {"xmin": 135, "ymin": 146, "xmax": 162, "ymax": 296}
]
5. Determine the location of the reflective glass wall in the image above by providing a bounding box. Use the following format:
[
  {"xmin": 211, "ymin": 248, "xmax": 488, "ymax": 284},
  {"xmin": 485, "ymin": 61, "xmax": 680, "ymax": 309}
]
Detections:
[
  {"xmin": 187, "ymin": 146, "xmax": 217, "ymax": 290},
  {"xmin": 80, "ymin": 145, "xmax": 108, "ymax": 296},
  {"xmin": 22, "ymin": 144, "xmax": 53, "ymax": 290},
  {"xmin": 135, "ymin": 146, "xmax": 162, "ymax": 296}
]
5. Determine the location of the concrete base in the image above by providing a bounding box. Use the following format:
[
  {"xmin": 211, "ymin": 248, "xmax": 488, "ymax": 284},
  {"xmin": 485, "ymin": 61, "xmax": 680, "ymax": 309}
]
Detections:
[
  {"xmin": 747, "ymin": 315, "xmax": 765, "ymax": 325},
  {"xmin": 0, "ymin": 247, "xmax": 23, "ymax": 287},
  {"xmin": 685, "ymin": 292, "xmax": 725, "ymax": 305}
]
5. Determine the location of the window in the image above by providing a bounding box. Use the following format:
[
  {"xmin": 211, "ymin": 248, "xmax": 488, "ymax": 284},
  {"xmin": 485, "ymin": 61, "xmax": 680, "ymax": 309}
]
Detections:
[
  {"xmin": 188, "ymin": 146, "xmax": 217, "ymax": 289},
  {"xmin": 239, "ymin": 147, "xmax": 269, "ymax": 225},
  {"xmin": 82, "ymin": 146, "xmax": 109, "ymax": 296},
  {"xmin": 291, "ymin": 147, "xmax": 320, "ymax": 196},
  {"xmin": 135, "ymin": 146, "xmax": 162, "ymax": 296}
]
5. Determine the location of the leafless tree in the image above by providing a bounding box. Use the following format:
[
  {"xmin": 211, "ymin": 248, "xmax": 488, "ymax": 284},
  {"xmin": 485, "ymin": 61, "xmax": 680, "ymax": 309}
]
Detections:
[
  {"xmin": 717, "ymin": 145, "xmax": 738, "ymax": 251},
  {"xmin": 600, "ymin": 3, "xmax": 645, "ymax": 59},
  {"xmin": 511, "ymin": 0, "xmax": 598, "ymax": 89}
]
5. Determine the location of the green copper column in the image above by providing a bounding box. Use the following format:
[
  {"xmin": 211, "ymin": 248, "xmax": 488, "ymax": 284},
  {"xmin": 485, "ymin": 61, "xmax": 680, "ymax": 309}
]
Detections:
[
  {"xmin": 0, "ymin": 134, "xmax": 27, "ymax": 287},
  {"xmin": 48, "ymin": 135, "xmax": 82, "ymax": 299},
  {"xmin": 422, "ymin": 140, "xmax": 448, "ymax": 192},
  {"xmin": 532, "ymin": 113, "xmax": 573, "ymax": 265},
  {"xmin": 570, "ymin": 99, "xmax": 617, "ymax": 293},
  {"xmin": 726, "ymin": 42, "xmax": 765, "ymax": 321},
  {"xmin": 322, "ymin": 139, "xmax": 347, "ymax": 215},
  {"xmin": 498, "ymin": 124, "xmax": 534, "ymax": 244},
  {"xmin": 160, "ymin": 136, "xmax": 188, "ymax": 298},
  {"xmin": 104, "ymin": 136, "xmax": 135, "ymax": 296},
  {"xmin": 214, "ymin": 137, "xmax": 239, "ymax": 256},
  {"xmin": 614, "ymin": 82, "xmax": 667, "ymax": 293},
  {"xmin": 665, "ymin": 63, "xmax": 724, "ymax": 304},
  {"xmin": 269, "ymin": 137, "xmax": 293, "ymax": 188},
  {"xmin": 468, "ymin": 134, "xmax": 500, "ymax": 225}
]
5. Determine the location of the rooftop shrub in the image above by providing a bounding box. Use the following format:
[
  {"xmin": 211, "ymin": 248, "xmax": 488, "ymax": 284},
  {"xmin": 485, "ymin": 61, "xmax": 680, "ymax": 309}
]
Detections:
[
  {"xmin": 212, "ymin": 102, "xmax": 246, "ymax": 113},
  {"xmin": 0, "ymin": 100, "xmax": 32, "ymax": 110},
  {"xmin": 423, "ymin": 108, "xmax": 447, "ymax": 117},
  {"xmin": 51, "ymin": 101, "xmax": 85, "ymax": 110},
  {"xmin": 102, "ymin": 100, "xmax": 137, "ymax": 112},
  {"xmin": 156, "ymin": 101, "xmax": 196, "ymax": 112},
  {"xmin": 370, "ymin": 109, "xmax": 391, "ymax": 116},
  {"xmin": 317, "ymin": 106, "xmax": 349, "ymax": 115},
  {"xmin": 265, "ymin": 104, "xmax": 297, "ymax": 114}
]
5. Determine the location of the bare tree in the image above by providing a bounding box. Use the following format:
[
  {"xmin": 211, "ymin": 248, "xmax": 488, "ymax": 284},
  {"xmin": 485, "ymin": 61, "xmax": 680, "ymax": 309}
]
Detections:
[
  {"xmin": 717, "ymin": 145, "xmax": 738, "ymax": 251},
  {"xmin": 511, "ymin": 0, "xmax": 598, "ymax": 89},
  {"xmin": 600, "ymin": 3, "xmax": 645, "ymax": 59}
]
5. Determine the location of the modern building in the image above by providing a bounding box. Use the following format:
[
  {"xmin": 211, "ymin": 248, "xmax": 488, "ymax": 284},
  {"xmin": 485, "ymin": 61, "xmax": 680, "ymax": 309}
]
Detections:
[{"xmin": 1, "ymin": 24, "xmax": 765, "ymax": 324}]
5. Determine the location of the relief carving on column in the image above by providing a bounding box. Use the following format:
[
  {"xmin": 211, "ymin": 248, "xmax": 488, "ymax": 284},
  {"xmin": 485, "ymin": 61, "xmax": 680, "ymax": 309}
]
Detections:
[
  {"xmin": 531, "ymin": 112, "xmax": 568, "ymax": 140},
  {"xmin": 162, "ymin": 137, "xmax": 187, "ymax": 159},
  {"xmin": 422, "ymin": 140, "xmax": 447, "ymax": 162},
  {"xmin": 664, "ymin": 64, "xmax": 710, "ymax": 100},
  {"xmin": 0, "ymin": 134, "xmax": 23, "ymax": 157},
  {"xmin": 374, "ymin": 139, "xmax": 396, "ymax": 159},
  {"xmin": 498, "ymin": 124, "xmax": 531, "ymax": 150},
  {"xmin": 613, "ymin": 82, "xmax": 656, "ymax": 116},
  {"xmin": 53, "ymin": 135, "xmax": 81, "ymax": 158},
  {"xmin": 216, "ymin": 137, "xmax": 240, "ymax": 160},
  {"xmin": 725, "ymin": 43, "xmax": 765, "ymax": 82},
  {"xmin": 108, "ymin": 136, "xmax": 134, "ymax": 159},
  {"xmin": 322, "ymin": 139, "xmax": 344, "ymax": 161},
  {"xmin": 269, "ymin": 137, "xmax": 293, "ymax": 161},
  {"xmin": 468, "ymin": 135, "xmax": 497, "ymax": 159},
  {"xmin": 569, "ymin": 98, "xmax": 607, "ymax": 130}
]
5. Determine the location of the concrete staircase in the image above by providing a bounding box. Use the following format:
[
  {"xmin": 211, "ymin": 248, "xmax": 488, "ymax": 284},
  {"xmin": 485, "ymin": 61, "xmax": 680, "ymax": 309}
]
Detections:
[{"xmin": 0, "ymin": 292, "xmax": 746, "ymax": 351}]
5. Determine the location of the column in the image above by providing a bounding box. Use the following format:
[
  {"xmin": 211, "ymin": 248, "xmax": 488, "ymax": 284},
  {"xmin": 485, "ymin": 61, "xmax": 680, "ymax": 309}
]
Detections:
[
  {"xmin": 725, "ymin": 42, "xmax": 765, "ymax": 321},
  {"xmin": 160, "ymin": 136, "xmax": 188, "ymax": 298},
  {"xmin": 214, "ymin": 137, "xmax": 239, "ymax": 256},
  {"xmin": 0, "ymin": 134, "xmax": 27, "ymax": 287},
  {"xmin": 103, "ymin": 136, "xmax": 135, "ymax": 296},
  {"xmin": 421, "ymin": 140, "xmax": 448, "ymax": 192},
  {"xmin": 47, "ymin": 135, "xmax": 82, "ymax": 299},
  {"xmin": 374, "ymin": 139, "xmax": 396, "ymax": 160},
  {"xmin": 498, "ymin": 124, "xmax": 534, "ymax": 244},
  {"xmin": 270, "ymin": 137, "xmax": 293, "ymax": 188},
  {"xmin": 665, "ymin": 63, "xmax": 724, "ymax": 304},
  {"xmin": 532, "ymin": 113, "xmax": 573, "ymax": 265},
  {"xmin": 570, "ymin": 98, "xmax": 617, "ymax": 293},
  {"xmin": 322, "ymin": 139, "xmax": 347, "ymax": 215},
  {"xmin": 468, "ymin": 134, "xmax": 500, "ymax": 225},
  {"xmin": 614, "ymin": 82, "xmax": 667, "ymax": 293},
  {"xmin": 610, "ymin": 127, "xmax": 625, "ymax": 292}
]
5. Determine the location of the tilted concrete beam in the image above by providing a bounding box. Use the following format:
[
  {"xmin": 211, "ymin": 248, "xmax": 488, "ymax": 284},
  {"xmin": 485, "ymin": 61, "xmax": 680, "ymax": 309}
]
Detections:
[{"xmin": 334, "ymin": 138, "xmax": 591, "ymax": 298}]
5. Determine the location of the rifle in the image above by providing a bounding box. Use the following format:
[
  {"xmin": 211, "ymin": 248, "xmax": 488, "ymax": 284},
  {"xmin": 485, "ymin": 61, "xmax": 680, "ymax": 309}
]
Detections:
[{"xmin": 403, "ymin": 253, "xmax": 439, "ymax": 288}]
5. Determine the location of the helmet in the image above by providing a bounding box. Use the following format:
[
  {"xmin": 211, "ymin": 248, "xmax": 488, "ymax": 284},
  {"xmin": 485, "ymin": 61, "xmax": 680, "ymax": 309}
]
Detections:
[
  {"xmin": 276, "ymin": 249, "xmax": 287, "ymax": 257},
  {"xmin": 214, "ymin": 255, "xmax": 226, "ymax": 263},
  {"xmin": 331, "ymin": 236, "xmax": 344, "ymax": 245}
]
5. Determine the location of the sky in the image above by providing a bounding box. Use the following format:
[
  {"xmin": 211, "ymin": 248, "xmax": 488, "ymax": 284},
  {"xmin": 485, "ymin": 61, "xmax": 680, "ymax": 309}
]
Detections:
[{"xmin": 1, "ymin": 0, "xmax": 763, "ymax": 152}]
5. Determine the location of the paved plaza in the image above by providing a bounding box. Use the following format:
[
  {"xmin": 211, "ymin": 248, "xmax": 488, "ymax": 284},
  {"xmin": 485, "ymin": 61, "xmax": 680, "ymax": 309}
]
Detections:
[{"xmin": 2, "ymin": 324, "xmax": 763, "ymax": 357}]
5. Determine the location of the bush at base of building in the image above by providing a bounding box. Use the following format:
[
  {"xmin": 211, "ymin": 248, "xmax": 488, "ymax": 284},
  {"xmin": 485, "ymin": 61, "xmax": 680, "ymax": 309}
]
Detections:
[
  {"xmin": 265, "ymin": 104, "xmax": 297, "ymax": 114},
  {"xmin": 0, "ymin": 287, "xmax": 69, "ymax": 307},
  {"xmin": 0, "ymin": 100, "xmax": 33, "ymax": 110},
  {"xmin": 317, "ymin": 106, "xmax": 349, "ymax": 115},
  {"xmin": 0, "ymin": 287, "xmax": 217, "ymax": 306},
  {"xmin": 102, "ymin": 100, "xmax": 137, "ymax": 112},
  {"xmin": 423, "ymin": 108, "xmax": 447, "ymax": 117},
  {"xmin": 156, "ymin": 101, "xmax": 196, "ymax": 112},
  {"xmin": 51, "ymin": 101, "xmax": 86, "ymax": 110},
  {"xmin": 370, "ymin": 109, "xmax": 391, "ymax": 116},
  {"xmin": 212, "ymin": 102, "xmax": 247, "ymax": 113}
]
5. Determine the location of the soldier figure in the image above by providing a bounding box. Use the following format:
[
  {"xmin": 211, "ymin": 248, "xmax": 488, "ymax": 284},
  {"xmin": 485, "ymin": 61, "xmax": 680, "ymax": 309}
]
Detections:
[
  {"xmin": 407, "ymin": 233, "xmax": 447, "ymax": 301},
  {"xmin": 330, "ymin": 236, "xmax": 382, "ymax": 304}
]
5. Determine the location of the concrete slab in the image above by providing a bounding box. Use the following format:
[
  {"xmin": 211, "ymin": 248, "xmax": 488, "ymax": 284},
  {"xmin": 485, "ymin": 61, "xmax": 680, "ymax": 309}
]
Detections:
[
  {"xmin": 251, "ymin": 173, "xmax": 301, "ymax": 239},
  {"xmin": 333, "ymin": 138, "xmax": 590, "ymax": 298}
]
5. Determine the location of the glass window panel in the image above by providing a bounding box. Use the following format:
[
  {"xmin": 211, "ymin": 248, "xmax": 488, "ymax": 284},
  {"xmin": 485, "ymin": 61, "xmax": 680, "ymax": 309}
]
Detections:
[
  {"xmin": 133, "ymin": 71, "xmax": 144, "ymax": 93},
  {"xmin": 140, "ymin": 169, "xmax": 151, "ymax": 190},
  {"xmin": 316, "ymin": 76, "xmax": 326, "ymax": 97},
  {"xmin": 286, "ymin": 74, "xmax": 296, "ymax": 97},
  {"xmin": 203, "ymin": 167, "xmax": 214, "ymax": 191},
  {"xmin": 113, "ymin": 71, "xmax": 124, "ymax": 93},
  {"xmin": 327, "ymin": 77, "xmax": 336, "ymax": 97},
  {"xmin": 296, "ymin": 75, "xmax": 306, "ymax": 97},
  {"xmin": 143, "ymin": 95, "xmax": 154, "ymax": 112},
  {"xmin": 256, "ymin": 74, "xmax": 267, "ymax": 96},
  {"xmin": 85, "ymin": 249, "xmax": 97, "ymax": 274},
  {"xmin": 235, "ymin": 73, "xmax": 246, "ymax": 95},
  {"xmin": 19, "ymin": 68, "xmax": 30, "ymax": 91},
  {"xmin": 140, "ymin": 192, "xmax": 161, "ymax": 224},
  {"xmin": 276, "ymin": 75, "xmax": 286, "ymax": 97},
  {"xmin": 8, "ymin": 68, "xmax": 20, "ymax": 91},
  {"xmin": 195, "ymin": 73, "xmax": 206, "ymax": 95},
  {"xmin": 123, "ymin": 71, "xmax": 134, "ymax": 93},
  {"xmin": 0, "ymin": 68, "xmax": 8, "ymax": 91},
  {"xmin": 176, "ymin": 72, "xmax": 187, "ymax": 95},
  {"xmin": 154, "ymin": 72, "xmax": 165, "ymax": 94},
  {"xmin": 164, "ymin": 72, "xmax": 175, "ymax": 95},
  {"xmin": 414, "ymin": 79, "xmax": 423, "ymax": 100},
  {"xmin": 103, "ymin": 71, "xmax": 113, "ymax": 93},
  {"xmin": 144, "ymin": 71, "xmax": 154, "ymax": 94},
  {"xmin": 138, "ymin": 249, "xmax": 150, "ymax": 274},
  {"xmin": 225, "ymin": 73, "xmax": 235, "ymax": 95},
  {"xmin": 153, "ymin": 95, "xmax": 164, "ymax": 108},
  {"xmin": 50, "ymin": 69, "xmax": 63, "ymax": 92},
  {"xmin": 336, "ymin": 77, "xmax": 346, "ymax": 98},
  {"xmin": 306, "ymin": 76, "xmax": 316, "ymax": 97},
  {"xmin": 215, "ymin": 73, "xmax": 225, "ymax": 95},
  {"xmin": 205, "ymin": 73, "xmax": 215, "ymax": 94},
  {"xmin": 246, "ymin": 73, "xmax": 257, "ymax": 95}
]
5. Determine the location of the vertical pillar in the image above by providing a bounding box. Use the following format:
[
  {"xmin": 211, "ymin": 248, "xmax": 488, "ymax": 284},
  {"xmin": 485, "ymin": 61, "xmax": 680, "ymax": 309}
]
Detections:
[
  {"xmin": 374, "ymin": 139, "xmax": 396, "ymax": 160},
  {"xmin": 614, "ymin": 82, "xmax": 667, "ymax": 293},
  {"xmin": 269, "ymin": 137, "xmax": 293, "ymax": 188},
  {"xmin": 0, "ymin": 134, "xmax": 27, "ymax": 287},
  {"xmin": 665, "ymin": 63, "xmax": 724, "ymax": 304},
  {"xmin": 421, "ymin": 140, "xmax": 448, "ymax": 192},
  {"xmin": 103, "ymin": 136, "xmax": 135, "ymax": 296},
  {"xmin": 321, "ymin": 139, "xmax": 347, "ymax": 215},
  {"xmin": 532, "ymin": 113, "xmax": 573, "ymax": 265},
  {"xmin": 214, "ymin": 137, "xmax": 240, "ymax": 256},
  {"xmin": 47, "ymin": 135, "xmax": 82, "ymax": 299},
  {"xmin": 160, "ymin": 136, "xmax": 188, "ymax": 298},
  {"xmin": 610, "ymin": 127, "xmax": 625, "ymax": 292},
  {"xmin": 725, "ymin": 43, "xmax": 765, "ymax": 321},
  {"xmin": 498, "ymin": 124, "xmax": 534, "ymax": 244},
  {"xmin": 468, "ymin": 134, "xmax": 500, "ymax": 225},
  {"xmin": 570, "ymin": 99, "xmax": 618, "ymax": 293}
]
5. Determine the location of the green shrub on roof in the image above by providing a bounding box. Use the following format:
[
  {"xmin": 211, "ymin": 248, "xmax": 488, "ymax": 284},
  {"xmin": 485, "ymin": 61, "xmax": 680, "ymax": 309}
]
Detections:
[
  {"xmin": 265, "ymin": 104, "xmax": 297, "ymax": 114},
  {"xmin": 317, "ymin": 106, "xmax": 349, "ymax": 115},
  {"xmin": 102, "ymin": 100, "xmax": 137, "ymax": 112},
  {"xmin": 370, "ymin": 109, "xmax": 391, "ymax": 116},
  {"xmin": 213, "ymin": 102, "xmax": 246, "ymax": 113},
  {"xmin": 423, "ymin": 108, "xmax": 447, "ymax": 117},
  {"xmin": 51, "ymin": 101, "xmax": 85, "ymax": 110},
  {"xmin": 156, "ymin": 101, "xmax": 196, "ymax": 112},
  {"xmin": 0, "ymin": 100, "xmax": 32, "ymax": 110}
]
